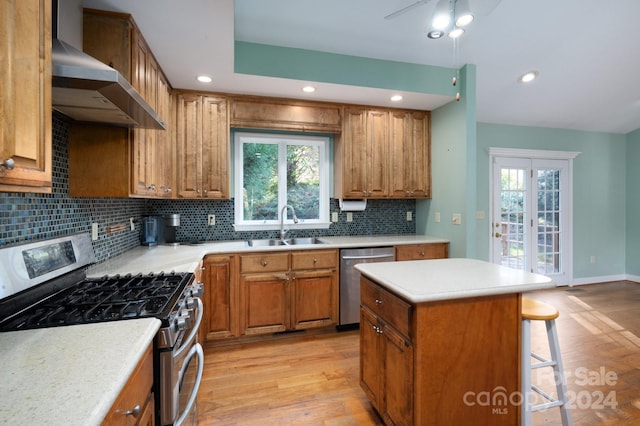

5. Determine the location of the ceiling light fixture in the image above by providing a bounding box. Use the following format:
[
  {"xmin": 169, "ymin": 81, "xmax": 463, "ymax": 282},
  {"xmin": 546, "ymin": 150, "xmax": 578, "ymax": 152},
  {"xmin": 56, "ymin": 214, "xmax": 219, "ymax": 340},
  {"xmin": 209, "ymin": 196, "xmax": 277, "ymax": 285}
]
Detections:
[
  {"xmin": 390, "ymin": 95, "xmax": 403, "ymax": 102},
  {"xmin": 302, "ymin": 86, "xmax": 316, "ymax": 93},
  {"xmin": 427, "ymin": 0, "xmax": 474, "ymax": 41},
  {"xmin": 197, "ymin": 75, "xmax": 212, "ymax": 83},
  {"xmin": 519, "ymin": 71, "xmax": 539, "ymax": 83}
]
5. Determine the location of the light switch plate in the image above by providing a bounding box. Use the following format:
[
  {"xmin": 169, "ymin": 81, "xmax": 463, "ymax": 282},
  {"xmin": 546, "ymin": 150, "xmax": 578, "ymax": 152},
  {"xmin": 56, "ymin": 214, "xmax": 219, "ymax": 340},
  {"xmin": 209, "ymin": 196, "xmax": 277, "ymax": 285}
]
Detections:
[
  {"xmin": 452, "ymin": 213, "xmax": 462, "ymax": 225},
  {"xmin": 208, "ymin": 214, "xmax": 216, "ymax": 226},
  {"xmin": 406, "ymin": 211, "xmax": 412, "ymax": 221},
  {"xmin": 435, "ymin": 212, "xmax": 441, "ymax": 223}
]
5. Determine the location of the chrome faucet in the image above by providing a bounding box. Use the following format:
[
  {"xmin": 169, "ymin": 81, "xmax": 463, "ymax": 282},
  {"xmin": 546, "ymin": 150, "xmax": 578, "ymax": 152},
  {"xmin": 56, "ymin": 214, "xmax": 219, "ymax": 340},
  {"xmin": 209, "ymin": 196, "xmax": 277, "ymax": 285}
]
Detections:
[{"xmin": 280, "ymin": 205, "xmax": 299, "ymax": 241}]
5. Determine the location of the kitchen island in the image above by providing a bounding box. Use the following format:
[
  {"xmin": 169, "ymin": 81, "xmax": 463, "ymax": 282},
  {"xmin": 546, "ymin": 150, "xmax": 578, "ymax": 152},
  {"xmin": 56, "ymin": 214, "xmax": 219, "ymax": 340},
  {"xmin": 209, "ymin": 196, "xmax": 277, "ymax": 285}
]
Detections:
[{"xmin": 355, "ymin": 258, "xmax": 554, "ymax": 426}]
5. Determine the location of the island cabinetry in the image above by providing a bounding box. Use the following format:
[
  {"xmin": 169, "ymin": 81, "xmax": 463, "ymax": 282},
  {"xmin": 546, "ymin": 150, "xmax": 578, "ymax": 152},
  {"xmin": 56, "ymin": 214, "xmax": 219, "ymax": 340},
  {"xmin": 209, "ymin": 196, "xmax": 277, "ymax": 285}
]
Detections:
[
  {"xmin": 102, "ymin": 344, "xmax": 154, "ymax": 426},
  {"xmin": 389, "ymin": 111, "xmax": 430, "ymax": 198},
  {"xmin": 290, "ymin": 250, "xmax": 339, "ymax": 330},
  {"xmin": 360, "ymin": 278, "xmax": 413, "ymax": 426},
  {"xmin": 69, "ymin": 9, "xmax": 172, "ymax": 198},
  {"xmin": 201, "ymin": 254, "xmax": 238, "ymax": 341},
  {"xmin": 395, "ymin": 242, "xmax": 448, "ymax": 261},
  {"xmin": 360, "ymin": 275, "xmax": 521, "ymax": 425},
  {"xmin": 229, "ymin": 95, "xmax": 342, "ymax": 133},
  {"xmin": 175, "ymin": 92, "xmax": 229, "ymax": 199},
  {"xmin": 0, "ymin": 0, "xmax": 52, "ymax": 193}
]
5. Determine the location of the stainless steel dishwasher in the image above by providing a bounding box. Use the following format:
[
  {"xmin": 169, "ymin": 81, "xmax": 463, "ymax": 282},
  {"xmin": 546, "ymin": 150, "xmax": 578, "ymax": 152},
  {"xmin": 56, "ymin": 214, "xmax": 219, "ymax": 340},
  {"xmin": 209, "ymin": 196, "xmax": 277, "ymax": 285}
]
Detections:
[{"xmin": 339, "ymin": 247, "xmax": 396, "ymax": 328}]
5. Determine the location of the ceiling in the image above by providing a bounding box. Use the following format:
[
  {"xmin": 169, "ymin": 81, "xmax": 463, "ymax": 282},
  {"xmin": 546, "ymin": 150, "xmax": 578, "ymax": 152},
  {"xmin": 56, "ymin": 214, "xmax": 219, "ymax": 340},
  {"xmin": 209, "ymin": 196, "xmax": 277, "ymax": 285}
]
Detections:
[{"xmin": 81, "ymin": 0, "xmax": 640, "ymax": 134}]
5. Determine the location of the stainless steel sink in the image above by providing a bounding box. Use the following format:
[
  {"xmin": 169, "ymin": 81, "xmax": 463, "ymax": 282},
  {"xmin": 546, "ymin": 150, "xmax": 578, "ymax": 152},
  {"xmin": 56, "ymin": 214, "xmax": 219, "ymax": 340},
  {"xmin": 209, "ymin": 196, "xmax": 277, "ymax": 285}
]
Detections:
[
  {"xmin": 245, "ymin": 239, "xmax": 287, "ymax": 247},
  {"xmin": 245, "ymin": 237, "xmax": 325, "ymax": 247},
  {"xmin": 284, "ymin": 237, "xmax": 325, "ymax": 245}
]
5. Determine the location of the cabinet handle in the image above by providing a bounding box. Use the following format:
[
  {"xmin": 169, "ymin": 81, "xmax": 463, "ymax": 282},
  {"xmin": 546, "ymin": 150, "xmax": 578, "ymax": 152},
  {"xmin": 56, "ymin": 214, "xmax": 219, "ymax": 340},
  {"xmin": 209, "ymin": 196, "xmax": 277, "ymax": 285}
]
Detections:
[
  {"xmin": 372, "ymin": 324, "xmax": 383, "ymax": 334},
  {"xmin": 0, "ymin": 158, "xmax": 15, "ymax": 171},
  {"xmin": 165, "ymin": 188, "xmax": 172, "ymax": 193},
  {"xmin": 261, "ymin": 259, "xmax": 268, "ymax": 267},
  {"xmin": 313, "ymin": 258, "xmax": 318, "ymax": 264},
  {"xmin": 375, "ymin": 299, "xmax": 383, "ymax": 305},
  {"xmin": 203, "ymin": 189, "xmax": 208, "ymax": 194},
  {"xmin": 419, "ymin": 250, "xmax": 425, "ymax": 257},
  {"xmin": 147, "ymin": 184, "xmax": 156, "ymax": 191},
  {"xmin": 123, "ymin": 405, "xmax": 141, "ymax": 417}
]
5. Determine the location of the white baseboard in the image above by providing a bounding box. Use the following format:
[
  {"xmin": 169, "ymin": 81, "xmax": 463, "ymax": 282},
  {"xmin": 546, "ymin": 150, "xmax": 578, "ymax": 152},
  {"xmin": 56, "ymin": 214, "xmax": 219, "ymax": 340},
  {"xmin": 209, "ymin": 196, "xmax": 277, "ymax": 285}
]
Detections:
[{"xmin": 569, "ymin": 274, "xmax": 638, "ymax": 286}]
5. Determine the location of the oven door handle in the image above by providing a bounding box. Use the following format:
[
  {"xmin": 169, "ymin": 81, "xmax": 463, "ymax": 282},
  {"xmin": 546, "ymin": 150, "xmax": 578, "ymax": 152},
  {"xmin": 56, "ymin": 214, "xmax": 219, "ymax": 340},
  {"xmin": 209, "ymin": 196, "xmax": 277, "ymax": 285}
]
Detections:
[
  {"xmin": 174, "ymin": 297, "xmax": 203, "ymax": 360},
  {"xmin": 174, "ymin": 342, "xmax": 204, "ymax": 426}
]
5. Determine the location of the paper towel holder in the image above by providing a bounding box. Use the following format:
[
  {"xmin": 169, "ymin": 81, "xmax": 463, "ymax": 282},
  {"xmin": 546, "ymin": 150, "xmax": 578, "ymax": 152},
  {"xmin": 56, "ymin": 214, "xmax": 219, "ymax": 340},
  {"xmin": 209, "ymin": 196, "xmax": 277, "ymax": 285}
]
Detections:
[{"xmin": 339, "ymin": 199, "xmax": 367, "ymax": 211}]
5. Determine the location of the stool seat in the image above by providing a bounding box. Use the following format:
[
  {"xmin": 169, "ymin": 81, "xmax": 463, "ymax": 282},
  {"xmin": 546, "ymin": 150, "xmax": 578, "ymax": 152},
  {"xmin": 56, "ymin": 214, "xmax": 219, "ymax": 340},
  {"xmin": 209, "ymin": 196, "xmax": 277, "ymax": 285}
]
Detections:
[{"xmin": 522, "ymin": 297, "xmax": 559, "ymax": 321}]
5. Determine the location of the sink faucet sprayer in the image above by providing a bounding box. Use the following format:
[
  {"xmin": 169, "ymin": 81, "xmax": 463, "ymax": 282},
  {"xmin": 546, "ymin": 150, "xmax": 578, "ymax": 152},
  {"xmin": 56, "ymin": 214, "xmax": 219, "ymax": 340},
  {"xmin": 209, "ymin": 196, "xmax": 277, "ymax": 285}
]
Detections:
[{"xmin": 280, "ymin": 205, "xmax": 299, "ymax": 241}]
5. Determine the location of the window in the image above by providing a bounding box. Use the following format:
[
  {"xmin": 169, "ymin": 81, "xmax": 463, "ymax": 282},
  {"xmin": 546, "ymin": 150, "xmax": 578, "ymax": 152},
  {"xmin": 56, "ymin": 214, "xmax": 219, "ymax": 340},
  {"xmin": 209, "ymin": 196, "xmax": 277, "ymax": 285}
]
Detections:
[{"xmin": 234, "ymin": 132, "xmax": 330, "ymax": 231}]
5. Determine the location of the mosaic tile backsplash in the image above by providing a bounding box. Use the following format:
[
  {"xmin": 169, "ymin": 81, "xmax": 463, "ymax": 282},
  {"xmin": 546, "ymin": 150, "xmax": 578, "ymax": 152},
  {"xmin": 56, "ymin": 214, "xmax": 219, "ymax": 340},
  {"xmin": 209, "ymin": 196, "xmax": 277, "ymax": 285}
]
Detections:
[{"xmin": 0, "ymin": 115, "xmax": 415, "ymax": 264}]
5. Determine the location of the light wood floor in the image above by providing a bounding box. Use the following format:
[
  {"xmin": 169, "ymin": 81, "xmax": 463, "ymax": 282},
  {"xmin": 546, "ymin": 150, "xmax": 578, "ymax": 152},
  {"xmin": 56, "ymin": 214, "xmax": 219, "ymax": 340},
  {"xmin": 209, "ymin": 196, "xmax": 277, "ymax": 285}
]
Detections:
[{"xmin": 197, "ymin": 281, "xmax": 640, "ymax": 425}]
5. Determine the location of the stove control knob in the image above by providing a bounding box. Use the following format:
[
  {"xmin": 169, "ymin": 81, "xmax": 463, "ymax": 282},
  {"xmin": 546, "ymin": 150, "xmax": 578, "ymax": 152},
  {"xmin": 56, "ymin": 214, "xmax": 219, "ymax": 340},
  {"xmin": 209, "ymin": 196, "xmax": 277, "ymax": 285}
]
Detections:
[
  {"xmin": 176, "ymin": 316, "xmax": 188, "ymax": 331},
  {"xmin": 178, "ymin": 310, "xmax": 193, "ymax": 329},
  {"xmin": 189, "ymin": 282, "xmax": 204, "ymax": 297},
  {"xmin": 185, "ymin": 297, "xmax": 198, "ymax": 310}
]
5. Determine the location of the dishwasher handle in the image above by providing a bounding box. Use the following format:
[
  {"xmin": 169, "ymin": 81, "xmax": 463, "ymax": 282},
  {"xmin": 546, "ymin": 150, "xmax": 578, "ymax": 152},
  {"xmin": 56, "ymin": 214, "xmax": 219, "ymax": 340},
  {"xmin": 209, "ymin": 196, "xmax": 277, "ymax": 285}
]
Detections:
[{"xmin": 341, "ymin": 253, "xmax": 395, "ymax": 261}]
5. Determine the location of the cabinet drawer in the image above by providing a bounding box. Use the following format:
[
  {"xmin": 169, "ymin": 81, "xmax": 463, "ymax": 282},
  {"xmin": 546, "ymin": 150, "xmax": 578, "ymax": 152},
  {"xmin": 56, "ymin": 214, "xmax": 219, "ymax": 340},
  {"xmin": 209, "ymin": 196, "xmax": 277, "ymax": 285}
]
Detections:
[
  {"xmin": 102, "ymin": 345, "xmax": 153, "ymax": 425},
  {"xmin": 361, "ymin": 277, "xmax": 412, "ymax": 338},
  {"xmin": 395, "ymin": 243, "xmax": 448, "ymax": 261},
  {"xmin": 240, "ymin": 252, "xmax": 289, "ymax": 273},
  {"xmin": 291, "ymin": 249, "xmax": 338, "ymax": 270}
]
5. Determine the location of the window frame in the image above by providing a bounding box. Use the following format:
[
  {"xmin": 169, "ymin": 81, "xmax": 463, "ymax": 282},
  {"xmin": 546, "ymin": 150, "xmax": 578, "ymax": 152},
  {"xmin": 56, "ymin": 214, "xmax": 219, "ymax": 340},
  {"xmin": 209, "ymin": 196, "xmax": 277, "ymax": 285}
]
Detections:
[{"xmin": 233, "ymin": 131, "xmax": 331, "ymax": 232}]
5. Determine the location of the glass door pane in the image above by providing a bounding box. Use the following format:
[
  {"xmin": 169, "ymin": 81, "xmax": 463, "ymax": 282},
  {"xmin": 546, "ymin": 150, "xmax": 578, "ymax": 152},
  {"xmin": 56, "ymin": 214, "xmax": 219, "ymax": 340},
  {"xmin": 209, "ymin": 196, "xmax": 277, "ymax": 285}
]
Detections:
[
  {"xmin": 536, "ymin": 168, "xmax": 561, "ymax": 274},
  {"xmin": 499, "ymin": 167, "xmax": 527, "ymax": 270}
]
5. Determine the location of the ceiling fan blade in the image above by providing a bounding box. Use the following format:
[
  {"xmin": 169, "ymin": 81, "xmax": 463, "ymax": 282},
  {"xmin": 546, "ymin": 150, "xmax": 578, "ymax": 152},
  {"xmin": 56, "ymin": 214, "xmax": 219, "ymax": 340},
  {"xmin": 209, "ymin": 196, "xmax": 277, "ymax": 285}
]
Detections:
[{"xmin": 384, "ymin": 0, "xmax": 433, "ymax": 20}]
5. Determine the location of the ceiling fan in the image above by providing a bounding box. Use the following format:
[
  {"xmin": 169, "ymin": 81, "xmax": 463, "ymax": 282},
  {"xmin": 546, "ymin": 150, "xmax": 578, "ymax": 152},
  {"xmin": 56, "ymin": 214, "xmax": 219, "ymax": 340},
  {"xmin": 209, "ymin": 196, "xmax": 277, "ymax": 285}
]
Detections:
[{"xmin": 384, "ymin": 0, "xmax": 502, "ymax": 20}]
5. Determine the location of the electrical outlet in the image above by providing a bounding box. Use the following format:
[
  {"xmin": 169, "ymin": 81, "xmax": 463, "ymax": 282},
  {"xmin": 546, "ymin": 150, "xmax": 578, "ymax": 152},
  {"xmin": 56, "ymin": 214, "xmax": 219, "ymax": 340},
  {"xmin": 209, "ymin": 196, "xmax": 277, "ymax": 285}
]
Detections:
[
  {"xmin": 91, "ymin": 223, "xmax": 99, "ymax": 241},
  {"xmin": 208, "ymin": 214, "xmax": 215, "ymax": 226},
  {"xmin": 406, "ymin": 211, "xmax": 413, "ymax": 221},
  {"xmin": 452, "ymin": 213, "xmax": 462, "ymax": 225},
  {"xmin": 476, "ymin": 210, "xmax": 485, "ymax": 220},
  {"xmin": 331, "ymin": 212, "xmax": 339, "ymax": 222},
  {"xmin": 346, "ymin": 212, "xmax": 353, "ymax": 222},
  {"xmin": 129, "ymin": 217, "xmax": 135, "ymax": 231},
  {"xmin": 435, "ymin": 212, "xmax": 441, "ymax": 223}
]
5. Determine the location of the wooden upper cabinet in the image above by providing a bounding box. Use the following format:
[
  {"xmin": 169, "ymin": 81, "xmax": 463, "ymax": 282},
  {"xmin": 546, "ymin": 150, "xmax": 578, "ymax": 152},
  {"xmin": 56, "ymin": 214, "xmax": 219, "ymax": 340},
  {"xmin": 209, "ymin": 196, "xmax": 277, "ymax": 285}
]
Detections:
[
  {"xmin": 176, "ymin": 93, "xmax": 229, "ymax": 199},
  {"xmin": 69, "ymin": 9, "xmax": 172, "ymax": 198},
  {"xmin": 389, "ymin": 110, "xmax": 431, "ymax": 198},
  {"xmin": 230, "ymin": 96, "xmax": 342, "ymax": 133},
  {"xmin": 0, "ymin": 0, "xmax": 52, "ymax": 193},
  {"xmin": 337, "ymin": 106, "xmax": 431, "ymax": 199}
]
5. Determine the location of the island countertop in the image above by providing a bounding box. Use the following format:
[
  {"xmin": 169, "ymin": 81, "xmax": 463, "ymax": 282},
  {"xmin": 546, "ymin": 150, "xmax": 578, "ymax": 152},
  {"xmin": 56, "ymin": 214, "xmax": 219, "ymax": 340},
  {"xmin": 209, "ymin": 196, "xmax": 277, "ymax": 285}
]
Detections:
[
  {"xmin": 0, "ymin": 318, "xmax": 160, "ymax": 426},
  {"xmin": 355, "ymin": 258, "xmax": 554, "ymax": 303}
]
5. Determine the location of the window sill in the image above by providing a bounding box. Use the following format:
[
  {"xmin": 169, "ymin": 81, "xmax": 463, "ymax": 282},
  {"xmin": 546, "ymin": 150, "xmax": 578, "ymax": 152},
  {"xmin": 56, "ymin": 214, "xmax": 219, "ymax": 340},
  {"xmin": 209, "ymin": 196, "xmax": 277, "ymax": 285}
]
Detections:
[{"xmin": 233, "ymin": 222, "xmax": 331, "ymax": 232}]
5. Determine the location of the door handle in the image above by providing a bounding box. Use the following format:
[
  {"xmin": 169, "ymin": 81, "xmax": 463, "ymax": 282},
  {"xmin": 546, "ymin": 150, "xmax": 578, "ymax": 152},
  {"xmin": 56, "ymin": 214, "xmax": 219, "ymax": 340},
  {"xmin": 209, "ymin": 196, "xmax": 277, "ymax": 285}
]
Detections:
[{"xmin": 495, "ymin": 232, "xmax": 502, "ymax": 238}]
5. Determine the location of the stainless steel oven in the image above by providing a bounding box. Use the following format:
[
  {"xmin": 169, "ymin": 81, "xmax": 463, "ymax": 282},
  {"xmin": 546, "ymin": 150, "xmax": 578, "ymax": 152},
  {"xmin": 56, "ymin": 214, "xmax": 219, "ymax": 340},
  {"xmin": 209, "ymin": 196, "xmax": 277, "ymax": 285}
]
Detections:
[{"xmin": 0, "ymin": 233, "xmax": 204, "ymax": 426}]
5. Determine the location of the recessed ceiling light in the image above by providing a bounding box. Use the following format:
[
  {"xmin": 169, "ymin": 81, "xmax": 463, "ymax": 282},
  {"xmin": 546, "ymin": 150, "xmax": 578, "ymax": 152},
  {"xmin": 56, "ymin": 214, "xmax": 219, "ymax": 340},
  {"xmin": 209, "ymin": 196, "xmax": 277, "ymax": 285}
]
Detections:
[
  {"xmin": 197, "ymin": 75, "xmax": 212, "ymax": 83},
  {"xmin": 390, "ymin": 95, "xmax": 403, "ymax": 102},
  {"xmin": 302, "ymin": 86, "xmax": 316, "ymax": 93},
  {"xmin": 519, "ymin": 71, "xmax": 539, "ymax": 83},
  {"xmin": 427, "ymin": 30, "xmax": 446, "ymax": 39}
]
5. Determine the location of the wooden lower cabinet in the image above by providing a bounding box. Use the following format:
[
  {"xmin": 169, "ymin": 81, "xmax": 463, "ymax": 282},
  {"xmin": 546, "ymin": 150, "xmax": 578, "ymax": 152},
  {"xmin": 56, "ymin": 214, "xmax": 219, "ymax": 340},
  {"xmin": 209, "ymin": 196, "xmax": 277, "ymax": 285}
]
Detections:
[
  {"xmin": 202, "ymin": 254, "xmax": 238, "ymax": 340},
  {"xmin": 360, "ymin": 276, "xmax": 521, "ymax": 425},
  {"xmin": 102, "ymin": 344, "xmax": 154, "ymax": 426},
  {"xmin": 395, "ymin": 242, "xmax": 448, "ymax": 261}
]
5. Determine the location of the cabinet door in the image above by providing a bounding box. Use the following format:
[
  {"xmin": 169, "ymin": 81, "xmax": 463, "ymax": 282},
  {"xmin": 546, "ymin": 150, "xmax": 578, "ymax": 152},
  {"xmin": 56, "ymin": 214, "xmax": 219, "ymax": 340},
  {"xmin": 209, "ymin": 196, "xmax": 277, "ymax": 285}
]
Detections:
[
  {"xmin": 201, "ymin": 96, "xmax": 229, "ymax": 198},
  {"xmin": 341, "ymin": 108, "xmax": 368, "ymax": 198},
  {"xmin": 360, "ymin": 307, "xmax": 382, "ymax": 411},
  {"xmin": 155, "ymin": 73, "xmax": 173, "ymax": 197},
  {"xmin": 176, "ymin": 94, "xmax": 203, "ymax": 198},
  {"xmin": 240, "ymin": 273, "xmax": 289, "ymax": 335},
  {"xmin": 382, "ymin": 324, "xmax": 414, "ymax": 426},
  {"xmin": 366, "ymin": 110, "xmax": 389, "ymax": 198},
  {"xmin": 203, "ymin": 255, "xmax": 237, "ymax": 340},
  {"xmin": 291, "ymin": 269, "xmax": 337, "ymax": 329},
  {"xmin": 389, "ymin": 111, "xmax": 430, "ymax": 198},
  {"xmin": 0, "ymin": 0, "xmax": 52, "ymax": 193}
]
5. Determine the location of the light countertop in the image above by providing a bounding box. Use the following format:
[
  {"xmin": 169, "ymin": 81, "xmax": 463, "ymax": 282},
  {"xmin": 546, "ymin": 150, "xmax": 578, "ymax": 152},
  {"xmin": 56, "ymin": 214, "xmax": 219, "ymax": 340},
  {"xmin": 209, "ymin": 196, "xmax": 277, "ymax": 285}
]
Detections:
[
  {"xmin": 87, "ymin": 235, "xmax": 449, "ymax": 277},
  {"xmin": 0, "ymin": 318, "xmax": 160, "ymax": 426},
  {"xmin": 355, "ymin": 258, "xmax": 554, "ymax": 303}
]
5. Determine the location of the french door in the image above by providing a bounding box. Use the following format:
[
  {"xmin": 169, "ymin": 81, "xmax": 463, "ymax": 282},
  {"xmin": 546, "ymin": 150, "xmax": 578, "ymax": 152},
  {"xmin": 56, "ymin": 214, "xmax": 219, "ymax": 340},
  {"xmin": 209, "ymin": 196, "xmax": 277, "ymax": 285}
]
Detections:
[{"xmin": 490, "ymin": 153, "xmax": 574, "ymax": 285}]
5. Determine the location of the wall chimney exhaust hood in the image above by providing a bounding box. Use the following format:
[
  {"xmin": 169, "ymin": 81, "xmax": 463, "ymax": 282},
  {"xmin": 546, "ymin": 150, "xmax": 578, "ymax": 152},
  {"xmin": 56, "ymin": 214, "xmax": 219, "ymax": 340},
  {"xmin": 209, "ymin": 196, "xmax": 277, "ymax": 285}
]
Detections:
[{"xmin": 51, "ymin": 1, "xmax": 166, "ymax": 130}]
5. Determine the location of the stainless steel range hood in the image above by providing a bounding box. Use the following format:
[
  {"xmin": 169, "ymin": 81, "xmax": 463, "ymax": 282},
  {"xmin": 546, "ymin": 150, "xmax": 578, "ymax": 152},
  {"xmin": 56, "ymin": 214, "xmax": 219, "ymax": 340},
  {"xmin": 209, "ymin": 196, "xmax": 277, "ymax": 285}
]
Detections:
[{"xmin": 51, "ymin": 1, "xmax": 166, "ymax": 130}]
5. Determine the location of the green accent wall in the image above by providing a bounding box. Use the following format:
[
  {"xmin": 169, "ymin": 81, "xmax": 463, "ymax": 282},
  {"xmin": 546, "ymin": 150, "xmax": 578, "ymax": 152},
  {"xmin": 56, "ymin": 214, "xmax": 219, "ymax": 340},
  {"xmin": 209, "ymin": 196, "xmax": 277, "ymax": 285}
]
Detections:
[
  {"xmin": 476, "ymin": 123, "xmax": 628, "ymax": 280},
  {"xmin": 235, "ymin": 41, "xmax": 456, "ymax": 96},
  {"xmin": 626, "ymin": 128, "xmax": 640, "ymax": 277}
]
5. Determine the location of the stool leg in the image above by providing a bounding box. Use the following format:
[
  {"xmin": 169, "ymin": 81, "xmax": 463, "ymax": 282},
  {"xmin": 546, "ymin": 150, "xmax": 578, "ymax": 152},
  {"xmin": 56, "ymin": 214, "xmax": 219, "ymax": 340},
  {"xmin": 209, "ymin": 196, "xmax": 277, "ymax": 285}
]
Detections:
[
  {"xmin": 546, "ymin": 319, "xmax": 573, "ymax": 426},
  {"xmin": 522, "ymin": 318, "xmax": 532, "ymax": 426}
]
